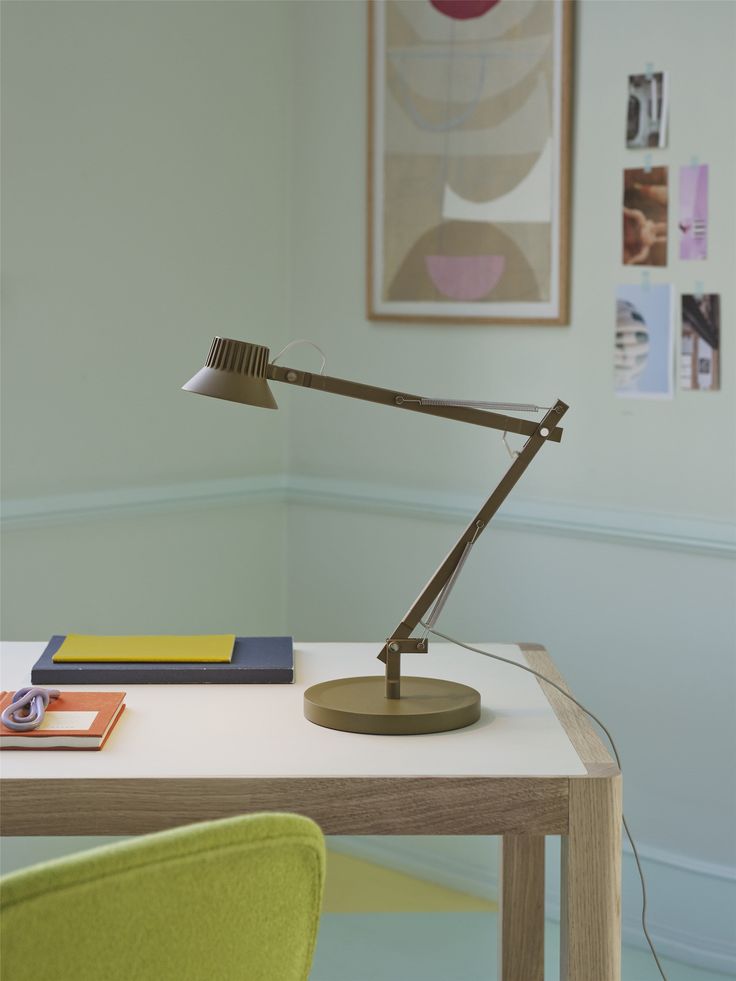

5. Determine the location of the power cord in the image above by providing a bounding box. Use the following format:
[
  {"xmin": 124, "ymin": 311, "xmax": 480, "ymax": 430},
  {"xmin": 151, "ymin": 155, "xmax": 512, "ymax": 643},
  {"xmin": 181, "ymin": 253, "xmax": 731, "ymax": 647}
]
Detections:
[{"xmin": 418, "ymin": 621, "xmax": 669, "ymax": 981}]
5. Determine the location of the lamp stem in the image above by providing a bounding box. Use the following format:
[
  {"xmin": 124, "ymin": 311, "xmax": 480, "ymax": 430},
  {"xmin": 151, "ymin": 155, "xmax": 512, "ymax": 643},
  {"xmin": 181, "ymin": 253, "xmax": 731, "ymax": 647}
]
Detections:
[{"xmin": 385, "ymin": 650, "xmax": 401, "ymax": 699}]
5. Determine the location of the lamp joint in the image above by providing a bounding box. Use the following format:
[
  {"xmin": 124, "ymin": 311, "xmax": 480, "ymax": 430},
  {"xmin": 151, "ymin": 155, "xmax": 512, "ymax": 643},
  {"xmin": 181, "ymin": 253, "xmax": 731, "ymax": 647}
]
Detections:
[{"xmin": 386, "ymin": 638, "xmax": 428, "ymax": 654}]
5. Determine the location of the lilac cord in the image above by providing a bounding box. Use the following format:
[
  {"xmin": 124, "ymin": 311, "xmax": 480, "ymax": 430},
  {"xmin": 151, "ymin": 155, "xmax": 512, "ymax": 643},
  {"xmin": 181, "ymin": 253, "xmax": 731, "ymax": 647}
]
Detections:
[{"xmin": 1, "ymin": 687, "xmax": 61, "ymax": 731}]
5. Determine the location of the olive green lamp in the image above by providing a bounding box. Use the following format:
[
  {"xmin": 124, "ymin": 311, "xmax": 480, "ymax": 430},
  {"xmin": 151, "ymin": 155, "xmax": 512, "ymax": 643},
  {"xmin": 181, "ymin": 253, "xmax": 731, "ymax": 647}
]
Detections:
[{"xmin": 183, "ymin": 337, "xmax": 567, "ymax": 736}]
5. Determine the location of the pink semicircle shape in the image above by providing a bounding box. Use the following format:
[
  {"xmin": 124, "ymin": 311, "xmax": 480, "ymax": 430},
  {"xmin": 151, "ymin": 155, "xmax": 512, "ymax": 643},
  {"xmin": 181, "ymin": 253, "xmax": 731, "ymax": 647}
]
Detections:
[
  {"xmin": 425, "ymin": 255, "xmax": 506, "ymax": 300},
  {"xmin": 430, "ymin": 0, "xmax": 502, "ymax": 21}
]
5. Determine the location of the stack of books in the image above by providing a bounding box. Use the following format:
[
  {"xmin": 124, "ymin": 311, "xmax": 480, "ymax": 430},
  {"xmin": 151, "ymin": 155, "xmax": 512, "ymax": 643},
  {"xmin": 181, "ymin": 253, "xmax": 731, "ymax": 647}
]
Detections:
[
  {"xmin": 30, "ymin": 634, "xmax": 294, "ymax": 685},
  {"xmin": 0, "ymin": 690, "xmax": 126, "ymax": 751}
]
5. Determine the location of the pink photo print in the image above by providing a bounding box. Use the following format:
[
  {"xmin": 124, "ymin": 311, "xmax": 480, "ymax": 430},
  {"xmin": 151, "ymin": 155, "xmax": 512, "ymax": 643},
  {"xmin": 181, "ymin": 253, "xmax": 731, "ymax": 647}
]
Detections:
[{"xmin": 678, "ymin": 164, "xmax": 708, "ymax": 260}]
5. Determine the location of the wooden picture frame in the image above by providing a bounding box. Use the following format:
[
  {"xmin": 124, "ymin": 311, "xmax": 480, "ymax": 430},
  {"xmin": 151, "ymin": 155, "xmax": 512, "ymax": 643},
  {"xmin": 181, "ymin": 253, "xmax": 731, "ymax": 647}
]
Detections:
[{"xmin": 367, "ymin": 0, "xmax": 573, "ymax": 325}]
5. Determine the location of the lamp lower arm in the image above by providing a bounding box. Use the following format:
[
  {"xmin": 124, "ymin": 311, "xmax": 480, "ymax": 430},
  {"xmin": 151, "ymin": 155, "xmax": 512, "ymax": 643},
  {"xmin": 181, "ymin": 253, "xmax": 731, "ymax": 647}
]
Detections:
[{"xmin": 377, "ymin": 401, "xmax": 569, "ymax": 689}]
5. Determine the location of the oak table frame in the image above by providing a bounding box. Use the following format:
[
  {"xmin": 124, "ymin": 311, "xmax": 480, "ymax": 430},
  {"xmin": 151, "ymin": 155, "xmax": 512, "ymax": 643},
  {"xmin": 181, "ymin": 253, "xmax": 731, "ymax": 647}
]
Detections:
[{"xmin": 0, "ymin": 641, "xmax": 621, "ymax": 981}]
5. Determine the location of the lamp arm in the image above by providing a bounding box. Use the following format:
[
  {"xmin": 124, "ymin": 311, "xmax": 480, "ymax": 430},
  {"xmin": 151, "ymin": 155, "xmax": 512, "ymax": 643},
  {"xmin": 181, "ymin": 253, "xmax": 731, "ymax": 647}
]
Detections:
[
  {"xmin": 376, "ymin": 399, "xmax": 568, "ymax": 694},
  {"xmin": 268, "ymin": 357, "xmax": 567, "ymax": 700},
  {"xmin": 268, "ymin": 363, "xmax": 563, "ymax": 442}
]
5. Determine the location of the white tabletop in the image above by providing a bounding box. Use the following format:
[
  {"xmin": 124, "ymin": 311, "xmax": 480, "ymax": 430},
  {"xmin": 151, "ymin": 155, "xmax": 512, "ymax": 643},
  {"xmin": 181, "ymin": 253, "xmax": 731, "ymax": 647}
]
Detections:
[{"xmin": 0, "ymin": 642, "xmax": 586, "ymax": 779}]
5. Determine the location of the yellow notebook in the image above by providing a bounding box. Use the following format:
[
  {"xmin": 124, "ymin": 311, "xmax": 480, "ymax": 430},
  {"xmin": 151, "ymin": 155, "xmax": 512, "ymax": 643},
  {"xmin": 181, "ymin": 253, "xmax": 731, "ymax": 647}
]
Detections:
[{"xmin": 52, "ymin": 635, "xmax": 236, "ymax": 664}]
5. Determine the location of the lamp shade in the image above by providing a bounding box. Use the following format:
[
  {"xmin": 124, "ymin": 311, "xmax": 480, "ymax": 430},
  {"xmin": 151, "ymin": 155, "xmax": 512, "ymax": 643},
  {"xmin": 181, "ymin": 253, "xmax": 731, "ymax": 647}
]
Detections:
[{"xmin": 182, "ymin": 337, "xmax": 277, "ymax": 409}]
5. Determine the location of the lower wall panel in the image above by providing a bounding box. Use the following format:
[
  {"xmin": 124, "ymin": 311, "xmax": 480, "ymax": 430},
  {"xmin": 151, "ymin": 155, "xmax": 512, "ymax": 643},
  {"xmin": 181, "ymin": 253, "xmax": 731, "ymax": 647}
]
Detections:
[
  {"xmin": 0, "ymin": 499, "xmax": 287, "ymax": 639},
  {"xmin": 328, "ymin": 836, "xmax": 736, "ymax": 975}
]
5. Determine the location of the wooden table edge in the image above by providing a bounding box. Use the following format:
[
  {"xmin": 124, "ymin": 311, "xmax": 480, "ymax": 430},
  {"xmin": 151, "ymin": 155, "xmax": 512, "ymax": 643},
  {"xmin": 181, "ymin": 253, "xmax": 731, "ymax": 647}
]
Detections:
[
  {"xmin": 0, "ymin": 775, "xmax": 571, "ymax": 837},
  {"xmin": 518, "ymin": 643, "xmax": 620, "ymax": 779}
]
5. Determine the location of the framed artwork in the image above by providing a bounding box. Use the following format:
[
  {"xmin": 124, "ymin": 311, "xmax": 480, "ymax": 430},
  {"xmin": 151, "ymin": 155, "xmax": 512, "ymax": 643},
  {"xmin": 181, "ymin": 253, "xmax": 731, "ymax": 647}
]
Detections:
[{"xmin": 367, "ymin": 0, "xmax": 574, "ymax": 325}]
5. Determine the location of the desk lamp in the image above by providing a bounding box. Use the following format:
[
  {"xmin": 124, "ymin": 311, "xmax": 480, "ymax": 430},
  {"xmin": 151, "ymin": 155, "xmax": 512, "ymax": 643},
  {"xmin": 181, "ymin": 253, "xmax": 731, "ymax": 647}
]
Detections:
[{"xmin": 184, "ymin": 337, "xmax": 567, "ymax": 735}]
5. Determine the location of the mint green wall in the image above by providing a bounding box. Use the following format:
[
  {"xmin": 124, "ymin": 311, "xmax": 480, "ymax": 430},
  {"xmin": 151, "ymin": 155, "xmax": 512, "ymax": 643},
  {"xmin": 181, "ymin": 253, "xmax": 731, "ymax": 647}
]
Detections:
[
  {"xmin": 1, "ymin": 0, "xmax": 292, "ymax": 500},
  {"xmin": 1, "ymin": 0, "xmax": 734, "ymax": 973},
  {"xmin": 1, "ymin": 1, "xmax": 292, "ymax": 634},
  {"xmin": 2, "ymin": 500, "xmax": 287, "ymax": 637}
]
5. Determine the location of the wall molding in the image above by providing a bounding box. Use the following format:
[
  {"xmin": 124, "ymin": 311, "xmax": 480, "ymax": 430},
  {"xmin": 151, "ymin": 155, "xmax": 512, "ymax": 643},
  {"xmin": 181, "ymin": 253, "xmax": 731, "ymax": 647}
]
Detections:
[
  {"xmin": 3, "ymin": 473, "xmax": 734, "ymax": 557},
  {"xmin": 328, "ymin": 837, "xmax": 736, "ymax": 975},
  {"xmin": 288, "ymin": 476, "xmax": 736, "ymax": 557},
  {"xmin": 0, "ymin": 475, "xmax": 289, "ymax": 530}
]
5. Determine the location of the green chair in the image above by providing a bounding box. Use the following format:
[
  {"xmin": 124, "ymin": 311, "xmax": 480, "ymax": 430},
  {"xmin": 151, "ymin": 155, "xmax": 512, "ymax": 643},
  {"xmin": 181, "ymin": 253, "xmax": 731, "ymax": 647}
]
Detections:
[{"xmin": 0, "ymin": 812, "xmax": 325, "ymax": 981}]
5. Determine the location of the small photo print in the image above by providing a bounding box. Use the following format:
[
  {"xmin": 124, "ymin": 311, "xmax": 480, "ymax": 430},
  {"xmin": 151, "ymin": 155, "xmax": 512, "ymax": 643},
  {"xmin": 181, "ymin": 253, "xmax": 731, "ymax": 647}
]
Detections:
[
  {"xmin": 679, "ymin": 165, "xmax": 708, "ymax": 260},
  {"xmin": 615, "ymin": 284, "xmax": 674, "ymax": 399},
  {"xmin": 681, "ymin": 294, "xmax": 720, "ymax": 391},
  {"xmin": 623, "ymin": 167, "xmax": 668, "ymax": 266},
  {"xmin": 627, "ymin": 72, "xmax": 668, "ymax": 148}
]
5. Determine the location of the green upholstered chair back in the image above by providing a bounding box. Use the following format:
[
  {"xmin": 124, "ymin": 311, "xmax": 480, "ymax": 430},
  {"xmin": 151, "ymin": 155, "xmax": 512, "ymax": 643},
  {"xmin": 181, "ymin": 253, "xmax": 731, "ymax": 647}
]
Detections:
[{"xmin": 0, "ymin": 812, "xmax": 325, "ymax": 981}]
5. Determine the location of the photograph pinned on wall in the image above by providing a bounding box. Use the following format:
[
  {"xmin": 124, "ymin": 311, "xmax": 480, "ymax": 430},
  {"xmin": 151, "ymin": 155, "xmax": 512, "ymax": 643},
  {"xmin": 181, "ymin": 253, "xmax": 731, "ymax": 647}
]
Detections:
[
  {"xmin": 623, "ymin": 166, "xmax": 668, "ymax": 266},
  {"xmin": 679, "ymin": 164, "xmax": 708, "ymax": 260},
  {"xmin": 626, "ymin": 71, "xmax": 668, "ymax": 148},
  {"xmin": 681, "ymin": 293, "xmax": 720, "ymax": 391},
  {"xmin": 615, "ymin": 283, "xmax": 674, "ymax": 399}
]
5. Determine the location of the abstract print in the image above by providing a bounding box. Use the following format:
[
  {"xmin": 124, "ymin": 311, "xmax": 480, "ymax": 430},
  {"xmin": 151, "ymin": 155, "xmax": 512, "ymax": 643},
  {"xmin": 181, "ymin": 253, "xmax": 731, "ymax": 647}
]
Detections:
[{"xmin": 369, "ymin": 0, "xmax": 572, "ymax": 323}]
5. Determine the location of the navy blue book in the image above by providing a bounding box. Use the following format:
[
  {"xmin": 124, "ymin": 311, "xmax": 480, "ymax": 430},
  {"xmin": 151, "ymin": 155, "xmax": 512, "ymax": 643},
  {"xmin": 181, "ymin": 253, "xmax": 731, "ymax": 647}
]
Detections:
[{"xmin": 31, "ymin": 636, "xmax": 293, "ymax": 685}]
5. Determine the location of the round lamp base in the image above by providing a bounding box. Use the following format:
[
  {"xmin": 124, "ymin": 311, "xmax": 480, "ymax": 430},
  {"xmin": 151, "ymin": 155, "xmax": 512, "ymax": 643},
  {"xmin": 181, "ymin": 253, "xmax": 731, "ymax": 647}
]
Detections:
[{"xmin": 304, "ymin": 675, "xmax": 481, "ymax": 735}]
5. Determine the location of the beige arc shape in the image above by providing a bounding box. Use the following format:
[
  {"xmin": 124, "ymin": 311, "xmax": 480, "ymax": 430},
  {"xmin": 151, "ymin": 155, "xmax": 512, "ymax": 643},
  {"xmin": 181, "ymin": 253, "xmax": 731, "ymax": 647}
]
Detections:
[
  {"xmin": 387, "ymin": 33, "xmax": 551, "ymax": 104},
  {"xmin": 385, "ymin": 71, "xmax": 551, "ymax": 158},
  {"xmin": 442, "ymin": 139, "xmax": 553, "ymax": 222}
]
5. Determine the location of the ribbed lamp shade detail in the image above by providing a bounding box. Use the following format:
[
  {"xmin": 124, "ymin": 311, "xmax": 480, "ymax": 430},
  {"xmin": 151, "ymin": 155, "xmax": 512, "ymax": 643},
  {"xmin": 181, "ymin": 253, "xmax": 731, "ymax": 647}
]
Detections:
[
  {"xmin": 182, "ymin": 337, "xmax": 278, "ymax": 409},
  {"xmin": 205, "ymin": 338, "xmax": 270, "ymax": 376}
]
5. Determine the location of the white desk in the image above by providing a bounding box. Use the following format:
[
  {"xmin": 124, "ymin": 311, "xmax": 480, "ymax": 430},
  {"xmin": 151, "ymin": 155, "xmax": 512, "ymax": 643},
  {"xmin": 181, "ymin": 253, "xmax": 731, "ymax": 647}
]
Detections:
[{"xmin": 0, "ymin": 641, "xmax": 621, "ymax": 981}]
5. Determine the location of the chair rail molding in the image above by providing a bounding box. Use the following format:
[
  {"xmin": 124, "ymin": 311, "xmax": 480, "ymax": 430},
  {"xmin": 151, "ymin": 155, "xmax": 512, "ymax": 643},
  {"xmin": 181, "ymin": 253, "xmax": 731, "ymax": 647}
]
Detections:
[{"xmin": 2, "ymin": 474, "xmax": 735, "ymax": 558}]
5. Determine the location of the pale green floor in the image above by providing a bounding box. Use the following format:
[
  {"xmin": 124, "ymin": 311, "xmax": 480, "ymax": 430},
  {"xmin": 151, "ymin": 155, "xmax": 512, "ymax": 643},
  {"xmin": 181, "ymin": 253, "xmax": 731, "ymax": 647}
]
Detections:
[{"xmin": 311, "ymin": 914, "xmax": 734, "ymax": 981}]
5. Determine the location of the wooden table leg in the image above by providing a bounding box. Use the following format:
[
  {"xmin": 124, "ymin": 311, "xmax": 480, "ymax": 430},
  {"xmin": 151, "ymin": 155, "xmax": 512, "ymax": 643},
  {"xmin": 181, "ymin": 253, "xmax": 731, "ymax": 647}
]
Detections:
[
  {"xmin": 561, "ymin": 775, "xmax": 622, "ymax": 981},
  {"xmin": 499, "ymin": 835, "xmax": 545, "ymax": 981}
]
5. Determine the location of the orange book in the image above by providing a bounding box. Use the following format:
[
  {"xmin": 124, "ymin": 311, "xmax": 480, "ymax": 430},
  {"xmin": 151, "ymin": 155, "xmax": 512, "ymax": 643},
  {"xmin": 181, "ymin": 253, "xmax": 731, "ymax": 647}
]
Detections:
[{"xmin": 0, "ymin": 690, "xmax": 125, "ymax": 750}]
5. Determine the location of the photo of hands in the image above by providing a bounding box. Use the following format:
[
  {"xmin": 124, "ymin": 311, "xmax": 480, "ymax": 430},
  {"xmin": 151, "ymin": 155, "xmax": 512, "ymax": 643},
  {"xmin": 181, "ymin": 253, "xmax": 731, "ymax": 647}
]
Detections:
[{"xmin": 622, "ymin": 166, "xmax": 668, "ymax": 266}]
